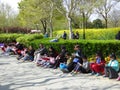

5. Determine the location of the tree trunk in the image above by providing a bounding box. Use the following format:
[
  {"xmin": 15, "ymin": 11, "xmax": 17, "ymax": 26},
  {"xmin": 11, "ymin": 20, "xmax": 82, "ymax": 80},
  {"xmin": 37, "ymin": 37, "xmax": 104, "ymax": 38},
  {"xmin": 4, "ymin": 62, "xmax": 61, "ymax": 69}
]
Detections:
[
  {"xmin": 66, "ymin": 13, "xmax": 72, "ymax": 39},
  {"xmin": 49, "ymin": 2, "xmax": 54, "ymax": 38},
  {"xmin": 49, "ymin": 19, "xmax": 53, "ymax": 37},
  {"xmin": 82, "ymin": 12, "xmax": 86, "ymax": 39},
  {"xmin": 105, "ymin": 13, "xmax": 108, "ymax": 28},
  {"xmin": 105, "ymin": 18, "xmax": 107, "ymax": 28},
  {"xmin": 41, "ymin": 19, "xmax": 47, "ymax": 34}
]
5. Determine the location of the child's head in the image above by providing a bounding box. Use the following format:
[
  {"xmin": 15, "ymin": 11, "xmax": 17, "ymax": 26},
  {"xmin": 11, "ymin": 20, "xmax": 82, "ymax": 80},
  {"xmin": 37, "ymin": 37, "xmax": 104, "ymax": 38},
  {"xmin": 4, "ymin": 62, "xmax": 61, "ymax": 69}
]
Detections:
[
  {"xmin": 61, "ymin": 45, "xmax": 66, "ymax": 50},
  {"xmin": 49, "ymin": 46, "xmax": 55, "ymax": 52},
  {"xmin": 74, "ymin": 45, "xmax": 80, "ymax": 50},
  {"xmin": 95, "ymin": 51, "xmax": 103, "ymax": 58},
  {"xmin": 65, "ymin": 52, "xmax": 71, "ymax": 59},
  {"xmin": 39, "ymin": 44, "xmax": 44, "ymax": 48},
  {"xmin": 109, "ymin": 53, "xmax": 116, "ymax": 60},
  {"xmin": 82, "ymin": 55, "xmax": 87, "ymax": 61},
  {"xmin": 29, "ymin": 46, "xmax": 32, "ymax": 50}
]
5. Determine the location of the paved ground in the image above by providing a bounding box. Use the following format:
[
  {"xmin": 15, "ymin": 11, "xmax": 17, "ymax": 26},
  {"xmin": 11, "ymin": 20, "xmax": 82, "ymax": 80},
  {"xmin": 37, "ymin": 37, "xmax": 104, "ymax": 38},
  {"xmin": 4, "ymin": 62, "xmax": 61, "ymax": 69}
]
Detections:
[{"xmin": 0, "ymin": 55, "xmax": 120, "ymax": 90}]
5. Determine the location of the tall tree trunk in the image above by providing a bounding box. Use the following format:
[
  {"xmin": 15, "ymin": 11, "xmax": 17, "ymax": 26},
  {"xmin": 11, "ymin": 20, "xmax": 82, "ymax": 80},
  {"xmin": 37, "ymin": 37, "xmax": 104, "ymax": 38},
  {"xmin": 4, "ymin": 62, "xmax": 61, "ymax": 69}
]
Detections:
[
  {"xmin": 105, "ymin": 18, "xmax": 108, "ymax": 28},
  {"xmin": 82, "ymin": 12, "xmax": 86, "ymax": 39},
  {"xmin": 105, "ymin": 11, "xmax": 108, "ymax": 28},
  {"xmin": 66, "ymin": 13, "xmax": 72, "ymax": 39},
  {"xmin": 41, "ymin": 19, "xmax": 47, "ymax": 34},
  {"xmin": 49, "ymin": 2, "xmax": 54, "ymax": 38},
  {"xmin": 49, "ymin": 19, "xmax": 53, "ymax": 37}
]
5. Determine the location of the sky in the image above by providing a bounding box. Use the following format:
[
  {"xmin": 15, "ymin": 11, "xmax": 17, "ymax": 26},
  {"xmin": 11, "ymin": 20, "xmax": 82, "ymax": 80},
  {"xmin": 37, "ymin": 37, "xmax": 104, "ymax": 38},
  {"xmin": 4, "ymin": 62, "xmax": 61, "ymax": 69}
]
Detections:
[{"xmin": 0, "ymin": 0, "xmax": 21, "ymax": 13}]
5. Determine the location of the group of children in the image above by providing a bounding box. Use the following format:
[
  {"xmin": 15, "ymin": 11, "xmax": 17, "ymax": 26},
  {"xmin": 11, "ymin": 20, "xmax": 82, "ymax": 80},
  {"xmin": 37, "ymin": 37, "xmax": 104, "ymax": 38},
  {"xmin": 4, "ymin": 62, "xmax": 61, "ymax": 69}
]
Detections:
[{"xmin": 0, "ymin": 42, "xmax": 120, "ymax": 81}]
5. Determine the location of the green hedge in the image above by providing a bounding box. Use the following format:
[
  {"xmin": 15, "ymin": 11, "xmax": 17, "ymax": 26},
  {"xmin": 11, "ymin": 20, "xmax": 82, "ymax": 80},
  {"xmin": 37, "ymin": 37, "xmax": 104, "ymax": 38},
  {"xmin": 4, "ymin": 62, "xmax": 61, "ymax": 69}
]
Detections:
[
  {"xmin": 29, "ymin": 39, "xmax": 120, "ymax": 57},
  {"xmin": 0, "ymin": 34, "xmax": 23, "ymax": 43},
  {"xmin": 16, "ymin": 34, "xmax": 43, "ymax": 46},
  {"xmin": 0, "ymin": 34, "xmax": 43, "ymax": 46}
]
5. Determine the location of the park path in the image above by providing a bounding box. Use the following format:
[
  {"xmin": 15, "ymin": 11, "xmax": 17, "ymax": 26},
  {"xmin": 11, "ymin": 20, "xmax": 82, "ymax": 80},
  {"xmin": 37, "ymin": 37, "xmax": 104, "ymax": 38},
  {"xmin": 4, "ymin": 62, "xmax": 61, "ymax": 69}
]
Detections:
[{"xmin": 0, "ymin": 55, "xmax": 120, "ymax": 90}]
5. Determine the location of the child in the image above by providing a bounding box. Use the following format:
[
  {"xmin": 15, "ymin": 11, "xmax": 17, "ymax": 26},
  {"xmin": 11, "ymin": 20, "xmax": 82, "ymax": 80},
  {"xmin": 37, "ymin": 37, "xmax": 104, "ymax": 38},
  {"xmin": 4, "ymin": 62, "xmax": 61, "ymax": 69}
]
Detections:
[
  {"xmin": 71, "ymin": 55, "xmax": 90, "ymax": 74},
  {"xmin": 60, "ymin": 52, "xmax": 72, "ymax": 73},
  {"xmin": 78, "ymin": 55, "xmax": 90, "ymax": 73},
  {"xmin": 66, "ymin": 45, "xmax": 83, "ymax": 72},
  {"xmin": 41, "ymin": 46, "xmax": 58, "ymax": 68},
  {"xmin": 53, "ymin": 45, "xmax": 67, "ymax": 69},
  {"xmin": 103, "ymin": 53, "xmax": 119, "ymax": 79},
  {"xmin": 20, "ymin": 46, "xmax": 35, "ymax": 62},
  {"xmin": 34, "ymin": 44, "xmax": 48, "ymax": 64},
  {"xmin": 90, "ymin": 52, "xmax": 106, "ymax": 76}
]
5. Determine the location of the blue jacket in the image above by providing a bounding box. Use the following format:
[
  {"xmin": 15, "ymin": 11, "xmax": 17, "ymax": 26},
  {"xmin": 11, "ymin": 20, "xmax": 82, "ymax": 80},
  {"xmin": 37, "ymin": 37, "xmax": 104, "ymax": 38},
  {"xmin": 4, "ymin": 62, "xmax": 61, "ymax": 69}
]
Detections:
[{"xmin": 107, "ymin": 59, "xmax": 119, "ymax": 72}]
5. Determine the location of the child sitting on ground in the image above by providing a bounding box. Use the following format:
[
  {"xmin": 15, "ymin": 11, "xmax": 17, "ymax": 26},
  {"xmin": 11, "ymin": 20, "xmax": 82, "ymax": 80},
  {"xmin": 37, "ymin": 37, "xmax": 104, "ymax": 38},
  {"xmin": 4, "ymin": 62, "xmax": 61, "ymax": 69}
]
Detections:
[
  {"xmin": 103, "ymin": 53, "xmax": 119, "ymax": 79},
  {"xmin": 65, "ymin": 45, "xmax": 83, "ymax": 73},
  {"xmin": 20, "ymin": 46, "xmax": 35, "ymax": 62},
  {"xmin": 60, "ymin": 52, "xmax": 73, "ymax": 73},
  {"xmin": 90, "ymin": 52, "xmax": 106, "ymax": 76},
  {"xmin": 40, "ymin": 46, "xmax": 58, "ymax": 68},
  {"xmin": 71, "ymin": 55, "xmax": 91, "ymax": 74}
]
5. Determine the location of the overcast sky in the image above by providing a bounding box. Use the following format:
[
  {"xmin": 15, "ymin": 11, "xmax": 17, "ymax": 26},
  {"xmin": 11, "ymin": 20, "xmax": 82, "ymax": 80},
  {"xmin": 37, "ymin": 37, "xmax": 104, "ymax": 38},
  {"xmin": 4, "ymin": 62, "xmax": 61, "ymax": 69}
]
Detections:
[{"xmin": 0, "ymin": 0, "xmax": 21, "ymax": 13}]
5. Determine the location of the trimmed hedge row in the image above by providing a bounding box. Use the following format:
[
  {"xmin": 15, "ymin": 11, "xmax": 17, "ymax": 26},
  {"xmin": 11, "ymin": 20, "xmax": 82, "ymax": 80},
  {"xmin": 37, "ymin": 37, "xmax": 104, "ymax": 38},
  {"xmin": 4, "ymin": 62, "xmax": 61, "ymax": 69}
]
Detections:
[
  {"xmin": 0, "ymin": 34, "xmax": 23, "ymax": 43},
  {"xmin": 29, "ymin": 39, "xmax": 120, "ymax": 57},
  {"xmin": 1, "ymin": 33, "xmax": 120, "ymax": 58},
  {"xmin": 16, "ymin": 34, "xmax": 43, "ymax": 46},
  {"xmin": 0, "ymin": 34, "xmax": 43, "ymax": 45}
]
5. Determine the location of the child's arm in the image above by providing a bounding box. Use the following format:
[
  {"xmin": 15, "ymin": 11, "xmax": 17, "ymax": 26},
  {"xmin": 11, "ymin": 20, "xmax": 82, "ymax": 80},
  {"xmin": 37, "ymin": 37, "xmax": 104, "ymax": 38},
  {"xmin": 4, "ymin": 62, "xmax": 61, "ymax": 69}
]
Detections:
[{"xmin": 77, "ymin": 62, "xmax": 82, "ymax": 66}]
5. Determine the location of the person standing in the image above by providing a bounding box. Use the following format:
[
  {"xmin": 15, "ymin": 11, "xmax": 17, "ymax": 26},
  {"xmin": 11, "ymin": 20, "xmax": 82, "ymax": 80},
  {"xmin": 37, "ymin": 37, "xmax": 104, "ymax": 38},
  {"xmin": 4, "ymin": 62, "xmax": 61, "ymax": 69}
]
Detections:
[
  {"xmin": 62, "ymin": 31, "xmax": 67, "ymax": 40},
  {"xmin": 75, "ymin": 31, "xmax": 80, "ymax": 39},
  {"xmin": 116, "ymin": 31, "xmax": 120, "ymax": 40}
]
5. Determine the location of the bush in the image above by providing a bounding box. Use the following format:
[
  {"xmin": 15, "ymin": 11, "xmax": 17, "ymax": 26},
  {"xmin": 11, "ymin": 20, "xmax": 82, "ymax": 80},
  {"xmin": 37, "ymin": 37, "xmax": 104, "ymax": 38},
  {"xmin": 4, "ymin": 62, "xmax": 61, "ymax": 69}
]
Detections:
[
  {"xmin": 16, "ymin": 34, "xmax": 43, "ymax": 46},
  {"xmin": 29, "ymin": 39, "xmax": 120, "ymax": 57},
  {"xmin": 0, "ymin": 34, "xmax": 23, "ymax": 43},
  {"xmin": 0, "ymin": 33, "xmax": 43, "ymax": 46}
]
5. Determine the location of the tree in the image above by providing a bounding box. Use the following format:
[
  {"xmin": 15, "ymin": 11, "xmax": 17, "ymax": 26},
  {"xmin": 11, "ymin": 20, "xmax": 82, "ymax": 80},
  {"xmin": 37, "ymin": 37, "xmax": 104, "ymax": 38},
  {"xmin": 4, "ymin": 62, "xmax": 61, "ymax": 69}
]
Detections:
[
  {"xmin": 0, "ymin": 2, "xmax": 19, "ymax": 33},
  {"xmin": 93, "ymin": 19, "xmax": 104, "ymax": 28},
  {"xmin": 18, "ymin": 0, "xmax": 64, "ymax": 36},
  {"xmin": 96, "ymin": 0, "xmax": 120, "ymax": 28},
  {"xmin": 77, "ymin": 0, "xmax": 99, "ymax": 39},
  {"xmin": 54, "ymin": 0, "xmax": 79, "ymax": 39},
  {"xmin": 18, "ymin": 0, "xmax": 50, "ymax": 34}
]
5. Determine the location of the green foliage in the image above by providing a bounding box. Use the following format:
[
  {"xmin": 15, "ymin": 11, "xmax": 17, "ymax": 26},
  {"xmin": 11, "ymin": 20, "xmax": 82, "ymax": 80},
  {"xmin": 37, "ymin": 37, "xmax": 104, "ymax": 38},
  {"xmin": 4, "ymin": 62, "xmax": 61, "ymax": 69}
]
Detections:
[
  {"xmin": 53, "ymin": 28, "xmax": 120, "ymax": 40},
  {"xmin": 93, "ymin": 19, "xmax": 104, "ymax": 28},
  {"xmin": 0, "ymin": 34, "xmax": 23, "ymax": 43},
  {"xmin": 29, "ymin": 39, "xmax": 120, "ymax": 57},
  {"xmin": 0, "ymin": 34, "xmax": 43, "ymax": 47},
  {"xmin": 0, "ymin": 3, "xmax": 19, "ymax": 28},
  {"xmin": 16, "ymin": 34, "xmax": 43, "ymax": 46},
  {"xmin": 18, "ymin": 0, "xmax": 65, "ymax": 31}
]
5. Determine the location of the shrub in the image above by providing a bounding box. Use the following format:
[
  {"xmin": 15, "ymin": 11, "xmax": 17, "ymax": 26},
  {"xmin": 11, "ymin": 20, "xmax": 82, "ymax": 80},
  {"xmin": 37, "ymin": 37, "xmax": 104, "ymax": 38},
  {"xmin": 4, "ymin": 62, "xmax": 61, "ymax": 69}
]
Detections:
[
  {"xmin": 16, "ymin": 34, "xmax": 43, "ymax": 46},
  {"xmin": 0, "ymin": 33, "xmax": 43, "ymax": 46},
  {"xmin": 0, "ymin": 34, "xmax": 23, "ymax": 43}
]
